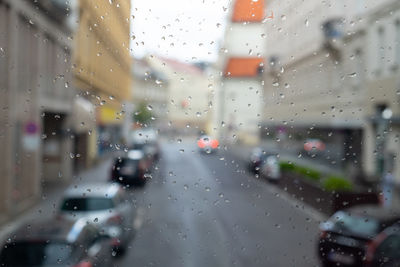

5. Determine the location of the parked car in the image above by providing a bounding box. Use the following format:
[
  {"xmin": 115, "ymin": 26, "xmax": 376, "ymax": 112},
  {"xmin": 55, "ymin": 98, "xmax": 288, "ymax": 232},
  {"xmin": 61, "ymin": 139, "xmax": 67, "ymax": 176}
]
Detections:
[
  {"xmin": 259, "ymin": 155, "xmax": 281, "ymax": 181},
  {"xmin": 248, "ymin": 148, "xmax": 278, "ymax": 174},
  {"xmin": 318, "ymin": 205, "xmax": 400, "ymax": 267},
  {"xmin": 58, "ymin": 183, "xmax": 135, "ymax": 253},
  {"xmin": 111, "ymin": 151, "xmax": 150, "ymax": 186},
  {"xmin": 365, "ymin": 222, "xmax": 400, "ymax": 267},
  {"xmin": 303, "ymin": 138, "xmax": 326, "ymax": 157},
  {"xmin": 130, "ymin": 128, "xmax": 161, "ymax": 161},
  {"xmin": 197, "ymin": 135, "xmax": 219, "ymax": 154},
  {"xmin": 0, "ymin": 218, "xmax": 114, "ymax": 266}
]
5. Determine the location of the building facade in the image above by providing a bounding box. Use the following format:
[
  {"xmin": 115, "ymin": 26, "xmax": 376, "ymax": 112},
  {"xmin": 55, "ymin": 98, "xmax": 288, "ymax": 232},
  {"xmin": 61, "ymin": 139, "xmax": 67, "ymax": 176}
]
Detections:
[
  {"xmin": 217, "ymin": 0, "xmax": 267, "ymax": 145},
  {"xmin": 131, "ymin": 58, "xmax": 169, "ymax": 130},
  {"xmin": 73, "ymin": 0, "xmax": 132, "ymax": 168},
  {"xmin": 0, "ymin": 0, "xmax": 75, "ymax": 221},
  {"xmin": 145, "ymin": 56, "xmax": 211, "ymax": 135},
  {"xmin": 263, "ymin": 0, "xmax": 400, "ymax": 183}
]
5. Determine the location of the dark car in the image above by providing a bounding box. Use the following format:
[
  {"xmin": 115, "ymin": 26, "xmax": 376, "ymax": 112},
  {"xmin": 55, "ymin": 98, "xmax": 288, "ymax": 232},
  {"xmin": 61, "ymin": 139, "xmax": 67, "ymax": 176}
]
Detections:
[
  {"xmin": 0, "ymin": 218, "xmax": 113, "ymax": 267},
  {"xmin": 318, "ymin": 205, "xmax": 400, "ymax": 267},
  {"xmin": 248, "ymin": 148, "xmax": 277, "ymax": 174},
  {"xmin": 111, "ymin": 151, "xmax": 149, "ymax": 186},
  {"xmin": 365, "ymin": 223, "xmax": 400, "ymax": 267}
]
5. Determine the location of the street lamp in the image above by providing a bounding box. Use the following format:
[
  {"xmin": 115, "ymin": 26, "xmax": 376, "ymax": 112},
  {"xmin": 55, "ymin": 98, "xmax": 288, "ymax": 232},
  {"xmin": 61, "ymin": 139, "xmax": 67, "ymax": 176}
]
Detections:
[{"xmin": 376, "ymin": 107, "xmax": 392, "ymax": 176}]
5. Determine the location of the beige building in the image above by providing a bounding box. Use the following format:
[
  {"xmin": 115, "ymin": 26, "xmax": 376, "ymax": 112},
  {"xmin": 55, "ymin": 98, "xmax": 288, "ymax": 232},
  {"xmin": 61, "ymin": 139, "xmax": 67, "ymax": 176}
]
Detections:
[
  {"xmin": 73, "ymin": 0, "xmax": 132, "ymax": 169},
  {"xmin": 263, "ymin": 0, "xmax": 400, "ymax": 183},
  {"xmin": 131, "ymin": 58, "xmax": 169, "ymax": 129},
  {"xmin": 0, "ymin": 0, "xmax": 75, "ymax": 221},
  {"xmin": 145, "ymin": 56, "xmax": 211, "ymax": 134},
  {"xmin": 216, "ymin": 0, "xmax": 268, "ymax": 145}
]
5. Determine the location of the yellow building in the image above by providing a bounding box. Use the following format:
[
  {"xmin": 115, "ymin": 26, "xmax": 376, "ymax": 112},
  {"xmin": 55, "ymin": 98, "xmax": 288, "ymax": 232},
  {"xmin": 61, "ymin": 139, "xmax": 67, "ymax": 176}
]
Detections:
[{"xmin": 73, "ymin": 0, "xmax": 132, "ymax": 168}]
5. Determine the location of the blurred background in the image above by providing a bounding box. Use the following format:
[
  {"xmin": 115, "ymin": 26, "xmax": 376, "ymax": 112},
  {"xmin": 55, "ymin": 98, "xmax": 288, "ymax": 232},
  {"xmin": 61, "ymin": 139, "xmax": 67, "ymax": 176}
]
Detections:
[{"xmin": 1, "ymin": 0, "xmax": 400, "ymax": 266}]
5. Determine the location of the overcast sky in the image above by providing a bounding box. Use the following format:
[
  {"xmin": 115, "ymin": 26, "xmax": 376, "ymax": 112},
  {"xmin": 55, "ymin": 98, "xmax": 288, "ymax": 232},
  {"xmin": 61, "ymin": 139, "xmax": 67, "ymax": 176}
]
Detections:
[{"xmin": 130, "ymin": 0, "xmax": 231, "ymax": 63}]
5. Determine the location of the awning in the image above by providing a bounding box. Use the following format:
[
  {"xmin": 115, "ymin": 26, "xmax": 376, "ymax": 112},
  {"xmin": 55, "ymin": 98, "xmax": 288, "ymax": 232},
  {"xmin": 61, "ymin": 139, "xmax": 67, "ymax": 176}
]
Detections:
[{"xmin": 72, "ymin": 97, "xmax": 96, "ymax": 133}]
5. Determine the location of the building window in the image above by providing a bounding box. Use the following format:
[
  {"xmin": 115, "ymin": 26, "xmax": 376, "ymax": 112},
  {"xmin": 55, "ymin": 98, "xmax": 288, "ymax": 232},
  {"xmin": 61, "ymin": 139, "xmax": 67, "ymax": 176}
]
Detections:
[
  {"xmin": 353, "ymin": 49, "xmax": 363, "ymax": 88},
  {"xmin": 377, "ymin": 27, "xmax": 385, "ymax": 75},
  {"xmin": 395, "ymin": 20, "xmax": 400, "ymax": 67}
]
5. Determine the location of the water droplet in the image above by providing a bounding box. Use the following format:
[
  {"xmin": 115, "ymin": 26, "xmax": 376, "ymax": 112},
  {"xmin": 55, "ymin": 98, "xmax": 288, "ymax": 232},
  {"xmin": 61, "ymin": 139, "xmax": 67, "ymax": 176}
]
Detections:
[
  {"xmin": 109, "ymin": 95, "xmax": 114, "ymax": 100},
  {"xmin": 348, "ymin": 72, "xmax": 357, "ymax": 78},
  {"xmin": 205, "ymin": 187, "xmax": 211, "ymax": 192},
  {"xmin": 219, "ymin": 193, "xmax": 224, "ymax": 198},
  {"xmin": 304, "ymin": 19, "xmax": 309, "ymax": 27},
  {"xmin": 221, "ymin": 121, "xmax": 225, "ymax": 127},
  {"xmin": 281, "ymin": 15, "xmax": 286, "ymax": 21},
  {"xmin": 155, "ymin": 79, "xmax": 163, "ymax": 85},
  {"xmin": 196, "ymin": 112, "xmax": 201, "ymax": 117},
  {"xmin": 179, "ymin": 149, "xmax": 184, "ymax": 153},
  {"xmin": 64, "ymin": 82, "xmax": 69, "ymax": 88},
  {"xmin": 93, "ymin": 218, "xmax": 98, "ymax": 223},
  {"xmin": 69, "ymin": 153, "xmax": 75, "ymax": 159},
  {"xmin": 183, "ymin": 184, "xmax": 188, "ymax": 190},
  {"xmin": 272, "ymin": 81, "xmax": 279, "ymax": 87},
  {"xmin": 147, "ymin": 105, "xmax": 153, "ymax": 111}
]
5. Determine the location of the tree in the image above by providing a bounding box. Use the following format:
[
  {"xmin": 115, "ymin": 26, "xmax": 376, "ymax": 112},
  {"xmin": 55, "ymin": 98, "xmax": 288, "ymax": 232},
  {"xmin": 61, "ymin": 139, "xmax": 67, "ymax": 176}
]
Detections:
[{"xmin": 133, "ymin": 102, "xmax": 153, "ymax": 125}]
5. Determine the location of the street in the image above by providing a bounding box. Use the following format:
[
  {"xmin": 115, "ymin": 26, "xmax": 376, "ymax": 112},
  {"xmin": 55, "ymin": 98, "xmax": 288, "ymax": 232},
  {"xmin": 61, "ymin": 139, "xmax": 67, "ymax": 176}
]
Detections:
[{"xmin": 112, "ymin": 140, "xmax": 321, "ymax": 267}]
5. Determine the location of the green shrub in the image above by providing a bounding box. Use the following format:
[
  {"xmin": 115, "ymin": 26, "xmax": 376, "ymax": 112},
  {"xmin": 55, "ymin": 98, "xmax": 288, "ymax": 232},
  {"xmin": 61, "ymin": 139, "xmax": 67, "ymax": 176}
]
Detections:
[
  {"xmin": 279, "ymin": 161, "xmax": 295, "ymax": 171},
  {"xmin": 294, "ymin": 165, "xmax": 321, "ymax": 181},
  {"xmin": 279, "ymin": 161, "xmax": 321, "ymax": 181},
  {"xmin": 323, "ymin": 176, "xmax": 353, "ymax": 191}
]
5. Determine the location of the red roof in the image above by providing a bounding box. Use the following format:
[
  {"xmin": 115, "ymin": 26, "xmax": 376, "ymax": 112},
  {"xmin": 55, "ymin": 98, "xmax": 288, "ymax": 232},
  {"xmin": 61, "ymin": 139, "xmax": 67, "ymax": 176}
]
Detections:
[
  {"xmin": 232, "ymin": 0, "xmax": 265, "ymax": 22},
  {"xmin": 224, "ymin": 57, "xmax": 264, "ymax": 77}
]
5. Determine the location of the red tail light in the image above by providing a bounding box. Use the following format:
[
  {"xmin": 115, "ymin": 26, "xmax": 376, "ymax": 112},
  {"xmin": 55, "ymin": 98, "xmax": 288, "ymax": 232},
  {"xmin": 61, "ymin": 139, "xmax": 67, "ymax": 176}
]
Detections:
[
  {"xmin": 73, "ymin": 261, "xmax": 93, "ymax": 267},
  {"xmin": 211, "ymin": 139, "xmax": 219, "ymax": 149},
  {"xmin": 365, "ymin": 232, "xmax": 387, "ymax": 265},
  {"xmin": 197, "ymin": 139, "xmax": 205, "ymax": 148},
  {"xmin": 319, "ymin": 230, "xmax": 328, "ymax": 239},
  {"xmin": 107, "ymin": 214, "xmax": 123, "ymax": 225}
]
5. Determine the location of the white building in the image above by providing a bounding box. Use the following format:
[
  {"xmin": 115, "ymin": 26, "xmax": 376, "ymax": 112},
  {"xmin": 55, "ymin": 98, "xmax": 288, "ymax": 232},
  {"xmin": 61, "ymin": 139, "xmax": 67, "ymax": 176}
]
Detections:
[
  {"xmin": 263, "ymin": 0, "xmax": 400, "ymax": 183},
  {"xmin": 132, "ymin": 57, "xmax": 169, "ymax": 129},
  {"xmin": 216, "ymin": 0, "xmax": 268, "ymax": 145},
  {"xmin": 146, "ymin": 56, "xmax": 211, "ymax": 135}
]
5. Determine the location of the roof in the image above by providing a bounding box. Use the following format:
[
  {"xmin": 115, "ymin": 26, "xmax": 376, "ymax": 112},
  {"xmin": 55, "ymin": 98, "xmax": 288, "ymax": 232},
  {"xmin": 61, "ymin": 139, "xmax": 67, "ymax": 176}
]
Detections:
[
  {"xmin": 224, "ymin": 57, "xmax": 264, "ymax": 77},
  {"xmin": 160, "ymin": 57, "xmax": 203, "ymax": 75},
  {"xmin": 232, "ymin": 0, "xmax": 265, "ymax": 22},
  {"xmin": 12, "ymin": 218, "xmax": 88, "ymax": 244},
  {"xmin": 63, "ymin": 183, "xmax": 121, "ymax": 198}
]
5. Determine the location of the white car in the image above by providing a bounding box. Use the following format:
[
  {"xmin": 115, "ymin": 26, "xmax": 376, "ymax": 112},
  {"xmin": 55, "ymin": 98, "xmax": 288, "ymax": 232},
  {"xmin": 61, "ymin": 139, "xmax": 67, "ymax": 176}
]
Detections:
[
  {"xmin": 260, "ymin": 155, "xmax": 281, "ymax": 182},
  {"xmin": 58, "ymin": 183, "xmax": 135, "ymax": 252}
]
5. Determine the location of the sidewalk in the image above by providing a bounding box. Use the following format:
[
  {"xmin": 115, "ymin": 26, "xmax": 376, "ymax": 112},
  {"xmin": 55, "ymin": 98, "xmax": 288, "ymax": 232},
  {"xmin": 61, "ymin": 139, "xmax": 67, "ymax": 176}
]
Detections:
[
  {"xmin": 0, "ymin": 153, "xmax": 115, "ymax": 242},
  {"xmin": 226, "ymin": 141, "xmax": 400, "ymax": 211},
  {"xmin": 226, "ymin": 140, "xmax": 344, "ymax": 177}
]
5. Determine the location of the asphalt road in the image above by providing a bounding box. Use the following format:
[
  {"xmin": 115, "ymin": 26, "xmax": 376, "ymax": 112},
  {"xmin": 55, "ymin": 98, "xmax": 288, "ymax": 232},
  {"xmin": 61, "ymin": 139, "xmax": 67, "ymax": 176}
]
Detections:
[{"xmin": 113, "ymin": 141, "xmax": 322, "ymax": 267}]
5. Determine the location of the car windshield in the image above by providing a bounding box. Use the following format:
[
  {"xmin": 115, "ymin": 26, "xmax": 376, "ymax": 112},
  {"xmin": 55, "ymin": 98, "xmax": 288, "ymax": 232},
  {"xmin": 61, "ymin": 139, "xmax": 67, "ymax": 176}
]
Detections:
[
  {"xmin": 332, "ymin": 211, "xmax": 380, "ymax": 237},
  {"xmin": 0, "ymin": 241, "xmax": 73, "ymax": 266},
  {"xmin": 61, "ymin": 197, "xmax": 114, "ymax": 211}
]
